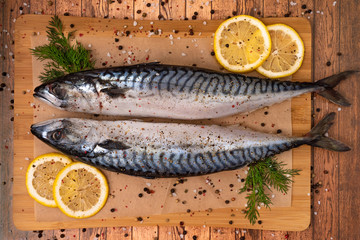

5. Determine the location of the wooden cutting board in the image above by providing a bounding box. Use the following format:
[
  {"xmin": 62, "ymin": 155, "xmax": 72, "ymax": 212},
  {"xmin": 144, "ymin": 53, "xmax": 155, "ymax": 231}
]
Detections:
[{"xmin": 13, "ymin": 15, "xmax": 311, "ymax": 231}]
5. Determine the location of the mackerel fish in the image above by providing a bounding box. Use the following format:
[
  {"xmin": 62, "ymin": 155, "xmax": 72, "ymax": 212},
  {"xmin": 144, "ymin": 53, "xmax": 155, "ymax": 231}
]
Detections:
[
  {"xmin": 31, "ymin": 113, "xmax": 349, "ymax": 178},
  {"xmin": 33, "ymin": 63, "xmax": 357, "ymax": 119}
]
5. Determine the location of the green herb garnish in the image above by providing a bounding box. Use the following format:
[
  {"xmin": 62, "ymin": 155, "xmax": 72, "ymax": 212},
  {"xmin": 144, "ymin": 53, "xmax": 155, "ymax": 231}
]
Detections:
[
  {"xmin": 31, "ymin": 15, "xmax": 95, "ymax": 82},
  {"xmin": 240, "ymin": 157, "xmax": 301, "ymax": 225}
]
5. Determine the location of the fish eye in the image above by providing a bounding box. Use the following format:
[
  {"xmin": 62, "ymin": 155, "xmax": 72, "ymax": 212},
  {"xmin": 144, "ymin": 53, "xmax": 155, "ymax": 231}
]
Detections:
[
  {"xmin": 49, "ymin": 83, "xmax": 67, "ymax": 100},
  {"xmin": 51, "ymin": 130, "xmax": 63, "ymax": 141}
]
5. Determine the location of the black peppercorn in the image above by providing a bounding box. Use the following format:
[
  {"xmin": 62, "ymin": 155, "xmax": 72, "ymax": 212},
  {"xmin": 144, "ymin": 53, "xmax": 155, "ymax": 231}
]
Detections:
[
  {"xmin": 229, "ymin": 184, "xmax": 234, "ymax": 188},
  {"xmin": 138, "ymin": 193, "xmax": 143, "ymax": 198},
  {"xmin": 110, "ymin": 208, "xmax": 116, "ymax": 212},
  {"xmin": 115, "ymin": 38, "xmax": 119, "ymax": 42},
  {"xmin": 258, "ymin": 220, "xmax": 262, "ymax": 224},
  {"xmin": 284, "ymin": 13, "xmax": 290, "ymax": 17},
  {"xmin": 241, "ymin": 178, "xmax": 245, "ymax": 182},
  {"xmin": 326, "ymin": 61, "xmax": 331, "ymax": 66},
  {"xmin": 64, "ymin": 12, "xmax": 70, "ymax": 16},
  {"xmin": 225, "ymin": 200, "xmax": 230, "ymax": 204},
  {"xmin": 96, "ymin": 234, "xmax": 100, "ymax": 237},
  {"xmin": 225, "ymin": 44, "xmax": 229, "ymax": 48},
  {"xmin": 184, "ymin": 17, "xmax": 188, "ymax": 20},
  {"xmin": 82, "ymin": 228, "xmax": 86, "ymax": 232},
  {"xmin": 124, "ymin": 233, "xmax": 129, "ymax": 237},
  {"xmin": 192, "ymin": 15, "xmax": 197, "ymax": 20},
  {"xmin": 2, "ymin": 72, "xmax": 7, "ymax": 76},
  {"xmin": 301, "ymin": 4, "xmax": 307, "ymax": 9},
  {"xmin": 337, "ymin": 52, "xmax": 342, "ymax": 56},
  {"xmin": 118, "ymin": 45, "xmax": 123, "ymax": 50},
  {"xmin": 324, "ymin": 170, "xmax": 329, "ymax": 174},
  {"xmin": 194, "ymin": 11, "xmax": 198, "ymax": 15},
  {"xmin": 264, "ymin": 111, "xmax": 268, "ymax": 115},
  {"xmin": 1, "ymin": 83, "xmax": 6, "ymax": 87},
  {"xmin": 229, "ymin": 220, "xmax": 233, "ymax": 224},
  {"xmin": 240, "ymin": 236, "xmax": 245, "ymax": 240},
  {"xmin": 210, "ymin": 51, "xmax": 215, "ymax": 56},
  {"xmin": 193, "ymin": 236, "xmax": 198, "ymax": 240},
  {"xmin": 232, "ymin": 11, "xmax": 237, "ymax": 16},
  {"xmin": 161, "ymin": 1, "xmax": 165, "ymax": 6},
  {"xmin": 60, "ymin": 229, "xmax": 65, "ymax": 232},
  {"xmin": 60, "ymin": 234, "xmax": 65, "ymax": 238},
  {"xmin": 210, "ymin": 10, "xmax": 215, "ymax": 14},
  {"xmin": 146, "ymin": 3, "xmax": 151, "ymax": 7},
  {"xmin": 125, "ymin": 31, "xmax": 130, "ymax": 36},
  {"xmin": 261, "ymin": 123, "xmax": 265, "ymax": 127},
  {"xmin": 136, "ymin": 10, "xmax": 141, "ymax": 14},
  {"xmin": 170, "ymin": 188, "xmax": 176, "ymax": 193},
  {"xmin": 137, "ymin": 217, "xmax": 143, "ymax": 221}
]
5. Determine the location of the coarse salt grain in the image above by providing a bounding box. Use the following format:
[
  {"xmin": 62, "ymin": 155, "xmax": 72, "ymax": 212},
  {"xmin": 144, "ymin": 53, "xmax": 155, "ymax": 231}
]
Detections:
[
  {"xmin": 257, "ymin": 206, "xmax": 261, "ymax": 210},
  {"xmin": 318, "ymin": 200, "xmax": 321, "ymax": 205},
  {"xmin": 133, "ymin": 21, "xmax": 138, "ymax": 26},
  {"xmin": 271, "ymin": 194, "xmax": 275, "ymax": 198},
  {"xmin": 88, "ymin": 44, "xmax": 92, "ymax": 48},
  {"xmin": 307, "ymin": 193, "xmax": 311, "ymax": 196},
  {"xmin": 271, "ymin": 233, "xmax": 275, "ymax": 237},
  {"xmin": 181, "ymin": 53, "xmax": 187, "ymax": 57},
  {"xmin": 139, "ymin": 26, "xmax": 143, "ymax": 30},
  {"xmin": 338, "ymin": 107, "xmax": 341, "ymax": 111},
  {"xmin": 325, "ymin": 188, "xmax": 328, "ymax": 192},
  {"xmin": 333, "ymin": 1, "xmax": 337, "ymax": 6},
  {"xmin": 169, "ymin": 34, "xmax": 173, "ymax": 40},
  {"xmin": 314, "ymin": 212, "xmax": 318, "ymax": 215},
  {"xmin": 107, "ymin": 52, "xmax": 111, "ymax": 57},
  {"xmin": 25, "ymin": 157, "xmax": 30, "ymax": 161},
  {"xmin": 290, "ymin": 1, "xmax": 297, "ymax": 6},
  {"xmin": 146, "ymin": 183, "xmax": 151, "ymax": 187},
  {"xmin": 203, "ymin": 21, "xmax": 207, "ymax": 25}
]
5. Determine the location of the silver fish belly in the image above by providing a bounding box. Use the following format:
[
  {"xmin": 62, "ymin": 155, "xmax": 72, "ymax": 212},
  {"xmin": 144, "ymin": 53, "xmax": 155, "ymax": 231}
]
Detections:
[
  {"xmin": 30, "ymin": 113, "xmax": 349, "ymax": 178},
  {"xmin": 33, "ymin": 63, "xmax": 355, "ymax": 119}
]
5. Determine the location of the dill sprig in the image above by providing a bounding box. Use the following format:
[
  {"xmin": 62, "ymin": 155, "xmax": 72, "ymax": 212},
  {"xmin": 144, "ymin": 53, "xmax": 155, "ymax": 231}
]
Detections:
[
  {"xmin": 31, "ymin": 15, "xmax": 95, "ymax": 82},
  {"xmin": 239, "ymin": 157, "xmax": 301, "ymax": 225}
]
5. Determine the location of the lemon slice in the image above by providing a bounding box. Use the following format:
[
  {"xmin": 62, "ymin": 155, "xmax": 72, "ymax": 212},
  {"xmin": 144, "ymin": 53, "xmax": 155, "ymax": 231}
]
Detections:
[
  {"xmin": 26, "ymin": 153, "xmax": 72, "ymax": 207},
  {"xmin": 257, "ymin": 24, "xmax": 305, "ymax": 78},
  {"xmin": 214, "ymin": 15, "xmax": 271, "ymax": 73},
  {"xmin": 53, "ymin": 162, "xmax": 109, "ymax": 218}
]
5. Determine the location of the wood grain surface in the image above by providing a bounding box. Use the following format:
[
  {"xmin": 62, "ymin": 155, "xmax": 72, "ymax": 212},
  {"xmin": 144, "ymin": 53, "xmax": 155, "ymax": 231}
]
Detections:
[
  {"xmin": 13, "ymin": 14, "xmax": 310, "ymax": 231},
  {"xmin": 1, "ymin": 0, "xmax": 359, "ymax": 239}
]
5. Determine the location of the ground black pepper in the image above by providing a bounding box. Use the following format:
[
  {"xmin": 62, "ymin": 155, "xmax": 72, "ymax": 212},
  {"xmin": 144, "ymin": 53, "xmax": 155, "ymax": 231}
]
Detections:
[
  {"xmin": 115, "ymin": 38, "xmax": 119, "ymax": 42},
  {"xmin": 337, "ymin": 52, "xmax": 342, "ymax": 56},
  {"xmin": 229, "ymin": 220, "xmax": 233, "ymax": 225},
  {"xmin": 124, "ymin": 233, "xmax": 129, "ymax": 237},
  {"xmin": 210, "ymin": 51, "xmax": 215, "ymax": 56},
  {"xmin": 110, "ymin": 208, "xmax": 116, "ymax": 212},
  {"xmin": 96, "ymin": 234, "xmax": 100, "ymax": 237},
  {"xmin": 82, "ymin": 228, "xmax": 86, "ymax": 232},
  {"xmin": 2, "ymin": 72, "xmax": 6, "ymax": 76},
  {"xmin": 64, "ymin": 12, "xmax": 70, "ymax": 16},
  {"xmin": 225, "ymin": 200, "xmax": 230, "ymax": 204},
  {"xmin": 192, "ymin": 15, "xmax": 197, "ymax": 20},
  {"xmin": 264, "ymin": 111, "xmax": 268, "ymax": 115},
  {"xmin": 125, "ymin": 31, "xmax": 130, "ymax": 36},
  {"xmin": 241, "ymin": 178, "xmax": 245, "ymax": 182},
  {"xmin": 277, "ymin": 129, "xmax": 282, "ymax": 134},
  {"xmin": 136, "ymin": 10, "xmax": 141, "ymax": 14},
  {"xmin": 118, "ymin": 45, "xmax": 123, "ymax": 50},
  {"xmin": 38, "ymin": 233, "xmax": 42, "ymax": 238},
  {"xmin": 146, "ymin": 3, "xmax": 151, "ymax": 7},
  {"xmin": 142, "ymin": 13, "xmax": 147, "ymax": 17},
  {"xmin": 240, "ymin": 236, "xmax": 245, "ymax": 240},
  {"xmin": 0, "ymin": 88, "xmax": 3, "ymax": 92},
  {"xmin": 316, "ymin": 108, "xmax": 321, "ymax": 112},
  {"xmin": 60, "ymin": 234, "xmax": 65, "ymax": 238},
  {"xmin": 184, "ymin": 17, "xmax": 188, "ymax": 20},
  {"xmin": 225, "ymin": 44, "xmax": 229, "ymax": 48},
  {"xmin": 194, "ymin": 11, "xmax": 198, "ymax": 15},
  {"xmin": 70, "ymin": 24, "xmax": 75, "ymax": 28},
  {"xmin": 193, "ymin": 236, "xmax": 198, "ymax": 240},
  {"xmin": 187, "ymin": 209, "xmax": 191, "ymax": 213},
  {"xmin": 179, "ymin": 221, "xmax": 184, "ymax": 226},
  {"xmin": 161, "ymin": 1, "xmax": 165, "ymax": 6},
  {"xmin": 232, "ymin": 11, "xmax": 237, "ymax": 16},
  {"xmin": 324, "ymin": 170, "xmax": 329, "ymax": 174},
  {"xmin": 258, "ymin": 220, "xmax": 262, "ymax": 224},
  {"xmin": 210, "ymin": 10, "xmax": 215, "ymax": 14},
  {"xmin": 138, "ymin": 193, "xmax": 143, "ymax": 198},
  {"xmin": 326, "ymin": 61, "xmax": 331, "ymax": 66},
  {"xmin": 261, "ymin": 123, "xmax": 265, "ymax": 127},
  {"xmin": 301, "ymin": 4, "xmax": 307, "ymax": 9},
  {"xmin": 137, "ymin": 217, "xmax": 143, "ymax": 221},
  {"xmin": 60, "ymin": 229, "xmax": 65, "ymax": 232},
  {"xmin": 0, "ymin": 83, "xmax": 5, "ymax": 87},
  {"xmin": 229, "ymin": 184, "xmax": 234, "ymax": 188}
]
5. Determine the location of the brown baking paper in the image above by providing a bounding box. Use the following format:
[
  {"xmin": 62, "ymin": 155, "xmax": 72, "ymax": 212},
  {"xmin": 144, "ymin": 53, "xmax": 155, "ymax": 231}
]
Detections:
[{"xmin": 30, "ymin": 32, "xmax": 293, "ymax": 222}]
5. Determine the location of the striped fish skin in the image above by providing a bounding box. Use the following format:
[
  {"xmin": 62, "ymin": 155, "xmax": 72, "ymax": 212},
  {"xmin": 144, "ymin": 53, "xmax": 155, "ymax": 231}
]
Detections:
[
  {"xmin": 31, "ymin": 118, "xmax": 308, "ymax": 178},
  {"xmin": 33, "ymin": 63, "xmax": 321, "ymax": 119}
]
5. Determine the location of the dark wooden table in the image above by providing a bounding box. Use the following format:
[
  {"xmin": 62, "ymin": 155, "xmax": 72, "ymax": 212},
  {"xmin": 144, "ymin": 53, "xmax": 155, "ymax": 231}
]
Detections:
[{"xmin": 1, "ymin": 0, "xmax": 359, "ymax": 239}]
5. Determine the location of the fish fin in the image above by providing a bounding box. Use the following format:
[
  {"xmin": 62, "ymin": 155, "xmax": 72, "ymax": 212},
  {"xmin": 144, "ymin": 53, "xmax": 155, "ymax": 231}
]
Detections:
[
  {"xmin": 97, "ymin": 140, "xmax": 131, "ymax": 150},
  {"xmin": 306, "ymin": 112, "xmax": 350, "ymax": 152},
  {"xmin": 316, "ymin": 71, "xmax": 358, "ymax": 106},
  {"xmin": 100, "ymin": 87, "xmax": 130, "ymax": 98}
]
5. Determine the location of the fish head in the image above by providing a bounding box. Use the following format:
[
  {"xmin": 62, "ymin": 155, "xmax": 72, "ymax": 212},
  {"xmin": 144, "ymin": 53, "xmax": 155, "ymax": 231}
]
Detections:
[
  {"xmin": 33, "ymin": 75, "xmax": 99, "ymax": 111},
  {"xmin": 30, "ymin": 118, "xmax": 99, "ymax": 157}
]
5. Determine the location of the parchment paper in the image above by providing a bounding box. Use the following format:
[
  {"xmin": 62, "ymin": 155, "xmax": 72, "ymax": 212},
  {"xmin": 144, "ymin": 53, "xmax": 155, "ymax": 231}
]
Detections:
[{"xmin": 30, "ymin": 33, "xmax": 293, "ymax": 222}]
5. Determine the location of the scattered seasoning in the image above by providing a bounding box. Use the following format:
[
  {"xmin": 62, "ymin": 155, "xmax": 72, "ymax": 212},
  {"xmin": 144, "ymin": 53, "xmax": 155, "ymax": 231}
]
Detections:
[
  {"xmin": 241, "ymin": 178, "xmax": 245, "ymax": 182},
  {"xmin": 161, "ymin": 1, "xmax": 165, "ymax": 6},
  {"xmin": 70, "ymin": 24, "xmax": 75, "ymax": 28},
  {"xmin": 240, "ymin": 236, "xmax": 245, "ymax": 240},
  {"xmin": 146, "ymin": 3, "xmax": 151, "ymax": 7},
  {"xmin": 110, "ymin": 208, "xmax": 116, "ymax": 212},
  {"xmin": 326, "ymin": 61, "xmax": 331, "ymax": 66},
  {"xmin": 192, "ymin": 15, "xmax": 197, "ymax": 20},
  {"xmin": 60, "ymin": 234, "xmax": 65, "ymax": 238},
  {"xmin": 261, "ymin": 123, "xmax": 265, "ymax": 127},
  {"xmin": 315, "ymin": 189, "xmax": 319, "ymax": 193},
  {"xmin": 301, "ymin": 4, "xmax": 307, "ymax": 9},
  {"xmin": 182, "ymin": 200, "xmax": 187, "ymax": 204},
  {"xmin": 60, "ymin": 229, "xmax": 65, "ymax": 232},
  {"xmin": 1, "ymin": 83, "xmax": 5, "ymax": 87},
  {"xmin": 64, "ymin": 12, "xmax": 70, "ymax": 16},
  {"xmin": 115, "ymin": 38, "xmax": 119, "ymax": 42},
  {"xmin": 225, "ymin": 44, "xmax": 229, "ymax": 48},
  {"xmin": 179, "ymin": 221, "xmax": 184, "ymax": 226},
  {"xmin": 324, "ymin": 170, "xmax": 329, "ymax": 174},
  {"xmin": 125, "ymin": 31, "xmax": 130, "ymax": 36},
  {"xmin": 337, "ymin": 52, "xmax": 342, "ymax": 56},
  {"xmin": 184, "ymin": 17, "xmax": 189, "ymax": 20},
  {"xmin": 231, "ymin": 197, "xmax": 236, "ymax": 201},
  {"xmin": 257, "ymin": 11, "xmax": 261, "ymax": 15},
  {"xmin": 38, "ymin": 233, "xmax": 43, "ymax": 238},
  {"xmin": 142, "ymin": 13, "xmax": 147, "ymax": 18},
  {"xmin": 144, "ymin": 187, "xmax": 149, "ymax": 192},
  {"xmin": 194, "ymin": 11, "xmax": 198, "ymax": 16},
  {"xmin": 96, "ymin": 234, "xmax": 100, "ymax": 237},
  {"xmin": 138, "ymin": 193, "xmax": 143, "ymax": 198},
  {"xmin": 2, "ymin": 72, "xmax": 7, "ymax": 76},
  {"xmin": 118, "ymin": 45, "xmax": 123, "ymax": 50},
  {"xmin": 232, "ymin": 11, "xmax": 237, "ymax": 16},
  {"xmin": 285, "ymin": 233, "xmax": 289, "ymax": 239},
  {"xmin": 137, "ymin": 217, "xmax": 143, "ymax": 221},
  {"xmin": 210, "ymin": 51, "xmax": 215, "ymax": 56},
  {"xmin": 136, "ymin": 10, "xmax": 141, "ymax": 14},
  {"xmin": 258, "ymin": 220, "xmax": 262, "ymax": 224},
  {"xmin": 229, "ymin": 220, "xmax": 233, "ymax": 225},
  {"xmin": 225, "ymin": 200, "xmax": 230, "ymax": 204},
  {"xmin": 264, "ymin": 111, "xmax": 268, "ymax": 115},
  {"xmin": 0, "ymin": 88, "xmax": 3, "ymax": 92},
  {"xmin": 215, "ymin": 189, "xmax": 220, "ymax": 194},
  {"xmin": 193, "ymin": 236, "xmax": 198, "ymax": 240},
  {"xmin": 210, "ymin": 10, "xmax": 215, "ymax": 14},
  {"xmin": 124, "ymin": 233, "xmax": 129, "ymax": 237},
  {"xmin": 187, "ymin": 209, "xmax": 191, "ymax": 213},
  {"xmin": 229, "ymin": 184, "xmax": 234, "ymax": 188},
  {"xmin": 82, "ymin": 228, "xmax": 86, "ymax": 232},
  {"xmin": 170, "ymin": 188, "xmax": 176, "ymax": 193},
  {"xmin": 284, "ymin": 13, "xmax": 290, "ymax": 17},
  {"xmin": 184, "ymin": 189, "xmax": 188, "ymax": 193},
  {"xmin": 276, "ymin": 129, "xmax": 282, "ymax": 134},
  {"xmin": 316, "ymin": 108, "xmax": 321, "ymax": 112},
  {"xmin": 189, "ymin": 29, "xmax": 194, "ymax": 35}
]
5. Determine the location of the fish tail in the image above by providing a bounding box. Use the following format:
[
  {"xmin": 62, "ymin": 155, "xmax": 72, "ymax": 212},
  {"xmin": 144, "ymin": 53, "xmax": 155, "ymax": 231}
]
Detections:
[
  {"xmin": 316, "ymin": 70, "xmax": 358, "ymax": 106},
  {"xmin": 306, "ymin": 112, "xmax": 350, "ymax": 152}
]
